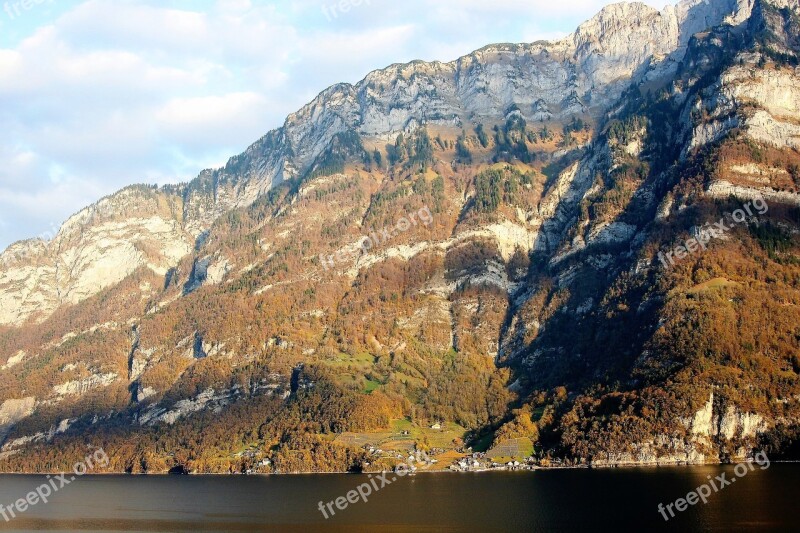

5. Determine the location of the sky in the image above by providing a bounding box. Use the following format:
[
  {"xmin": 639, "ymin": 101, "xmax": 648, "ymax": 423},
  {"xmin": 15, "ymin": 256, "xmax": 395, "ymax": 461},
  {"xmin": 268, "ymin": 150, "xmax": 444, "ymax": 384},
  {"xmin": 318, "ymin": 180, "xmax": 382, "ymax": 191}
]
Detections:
[{"xmin": 0, "ymin": 0, "xmax": 675, "ymax": 250}]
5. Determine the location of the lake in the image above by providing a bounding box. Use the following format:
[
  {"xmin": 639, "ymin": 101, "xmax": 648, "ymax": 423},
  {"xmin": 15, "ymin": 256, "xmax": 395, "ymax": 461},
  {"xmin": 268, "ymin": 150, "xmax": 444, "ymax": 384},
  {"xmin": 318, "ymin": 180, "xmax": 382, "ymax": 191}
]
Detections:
[{"xmin": 0, "ymin": 465, "xmax": 797, "ymax": 532}]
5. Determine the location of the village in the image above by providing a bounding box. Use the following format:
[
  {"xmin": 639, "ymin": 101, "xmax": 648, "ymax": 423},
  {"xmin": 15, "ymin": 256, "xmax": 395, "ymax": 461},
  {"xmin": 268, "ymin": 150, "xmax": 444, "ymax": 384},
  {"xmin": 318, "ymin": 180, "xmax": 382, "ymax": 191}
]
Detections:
[
  {"xmin": 336, "ymin": 419, "xmax": 543, "ymax": 475},
  {"xmin": 233, "ymin": 418, "xmax": 546, "ymax": 475}
]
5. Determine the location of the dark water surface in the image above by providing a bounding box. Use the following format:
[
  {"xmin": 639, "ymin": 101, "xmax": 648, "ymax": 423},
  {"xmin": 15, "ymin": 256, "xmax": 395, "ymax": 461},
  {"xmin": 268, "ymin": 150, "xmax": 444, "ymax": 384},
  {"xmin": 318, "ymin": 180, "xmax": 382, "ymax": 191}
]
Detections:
[{"xmin": 0, "ymin": 465, "xmax": 797, "ymax": 532}]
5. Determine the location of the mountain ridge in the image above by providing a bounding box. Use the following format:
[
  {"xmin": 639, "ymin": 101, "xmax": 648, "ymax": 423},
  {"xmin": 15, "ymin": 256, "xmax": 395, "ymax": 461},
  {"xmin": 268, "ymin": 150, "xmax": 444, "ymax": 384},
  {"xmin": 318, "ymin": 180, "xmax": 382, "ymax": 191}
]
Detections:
[
  {"xmin": 0, "ymin": 0, "xmax": 763, "ymax": 326},
  {"xmin": 1, "ymin": 0, "xmax": 800, "ymax": 473}
]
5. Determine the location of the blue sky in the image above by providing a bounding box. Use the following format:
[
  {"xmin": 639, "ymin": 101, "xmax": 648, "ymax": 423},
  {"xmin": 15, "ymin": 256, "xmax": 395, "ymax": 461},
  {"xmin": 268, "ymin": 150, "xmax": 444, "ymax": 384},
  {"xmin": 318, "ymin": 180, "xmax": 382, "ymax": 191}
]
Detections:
[{"xmin": 0, "ymin": 0, "xmax": 673, "ymax": 250}]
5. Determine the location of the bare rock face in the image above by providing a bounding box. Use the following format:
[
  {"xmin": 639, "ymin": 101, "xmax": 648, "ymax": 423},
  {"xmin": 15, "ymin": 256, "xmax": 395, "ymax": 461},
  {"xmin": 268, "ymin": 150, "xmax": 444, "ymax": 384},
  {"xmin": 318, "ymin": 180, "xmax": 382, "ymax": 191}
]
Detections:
[
  {"xmin": 686, "ymin": 393, "xmax": 768, "ymax": 450},
  {"xmin": 0, "ymin": 398, "xmax": 36, "ymax": 442},
  {"xmin": 0, "ymin": 398, "xmax": 35, "ymax": 426},
  {"xmin": 0, "ymin": 187, "xmax": 194, "ymax": 325},
  {"xmin": 688, "ymin": 65, "xmax": 800, "ymax": 154},
  {"xmin": 0, "ymin": 240, "xmax": 59, "ymax": 326},
  {"xmin": 591, "ymin": 392, "xmax": 771, "ymax": 467},
  {"xmin": 707, "ymin": 181, "xmax": 800, "ymax": 205},
  {"xmin": 286, "ymin": 0, "xmax": 750, "ymax": 165},
  {"xmin": 1, "ymin": 351, "xmax": 27, "ymax": 370},
  {"xmin": 53, "ymin": 373, "xmax": 118, "ymax": 397}
]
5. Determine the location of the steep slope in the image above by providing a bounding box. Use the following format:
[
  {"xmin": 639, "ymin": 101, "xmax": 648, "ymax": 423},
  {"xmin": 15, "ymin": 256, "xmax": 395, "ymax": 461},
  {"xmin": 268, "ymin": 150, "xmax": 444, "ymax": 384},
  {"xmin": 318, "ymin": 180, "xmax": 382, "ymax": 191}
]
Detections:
[
  {"xmin": 503, "ymin": 0, "xmax": 800, "ymax": 465},
  {"xmin": 1, "ymin": 0, "xmax": 799, "ymax": 473}
]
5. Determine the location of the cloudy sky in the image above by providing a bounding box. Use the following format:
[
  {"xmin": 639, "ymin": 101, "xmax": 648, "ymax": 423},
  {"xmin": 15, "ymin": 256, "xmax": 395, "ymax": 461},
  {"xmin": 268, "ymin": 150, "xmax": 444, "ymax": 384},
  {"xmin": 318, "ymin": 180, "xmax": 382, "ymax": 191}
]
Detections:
[{"xmin": 0, "ymin": 0, "xmax": 675, "ymax": 250}]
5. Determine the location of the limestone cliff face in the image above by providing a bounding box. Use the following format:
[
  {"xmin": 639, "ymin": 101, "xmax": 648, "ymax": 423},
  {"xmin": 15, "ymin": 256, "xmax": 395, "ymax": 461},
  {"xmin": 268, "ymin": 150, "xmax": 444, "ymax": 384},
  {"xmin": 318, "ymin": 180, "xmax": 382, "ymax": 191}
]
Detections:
[
  {"xmin": 0, "ymin": 187, "xmax": 194, "ymax": 325},
  {"xmin": 284, "ymin": 0, "xmax": 752, "ymax": 164},
  {"xmin": 0, "ymin": 398, "xmax": 35, "ymax": 443},
  {"xmin": 578, "ymin": 393, "xmax": 771, "ymax": 468}
]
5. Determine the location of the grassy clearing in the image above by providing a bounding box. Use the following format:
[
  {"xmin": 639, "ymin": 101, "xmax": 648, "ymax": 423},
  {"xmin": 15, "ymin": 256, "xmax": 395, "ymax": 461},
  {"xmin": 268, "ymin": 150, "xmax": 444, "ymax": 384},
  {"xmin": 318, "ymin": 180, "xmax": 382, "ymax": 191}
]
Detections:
[
  {"xmin": 323, "ymin": 351, "xmax": 375, "ymax": 371},
  {"xmin": 363, "ymin": 379, "xmax": 382, "ymax": 393},
  {"xmin": 334, "ymin": 432, "xmax": 393, "ymax": 448},
  {"xmin": 319, "ymin": 352, "xmax": 385, "ymax": 393},
  {"xmin": 379, "ymin": 440, "xmax": 417, "ymax": 452},
  {"xmin": 418, "ymin": 422, "xmax": 466, "ymax": 449},
  {"xmin": 391, "ymin": 418, "xmax": 415, "ymax": 433},
  {"xmin": 688, "ymin": 277, "xmax": 741, "ymax": 294}
]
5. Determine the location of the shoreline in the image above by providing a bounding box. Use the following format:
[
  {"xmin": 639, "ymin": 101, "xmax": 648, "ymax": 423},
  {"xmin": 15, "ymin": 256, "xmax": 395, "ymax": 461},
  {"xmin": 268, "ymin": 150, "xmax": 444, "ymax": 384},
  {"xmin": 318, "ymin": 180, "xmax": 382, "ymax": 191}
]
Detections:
[{"xmin": 0, "ymin": 460, "xmax": 796, "ymax": 477}]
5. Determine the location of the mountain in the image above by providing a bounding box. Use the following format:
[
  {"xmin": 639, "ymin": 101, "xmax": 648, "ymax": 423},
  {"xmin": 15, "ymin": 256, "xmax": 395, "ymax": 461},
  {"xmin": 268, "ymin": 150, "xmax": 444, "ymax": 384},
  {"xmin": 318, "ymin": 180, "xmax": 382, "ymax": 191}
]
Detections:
[
  {"xmin": 0, "ymin": 0, "xmax": 754, "ymax": 327},
  {"xmin": 1, "ymin": 0, "xmax": 800, "ymax": 473}
]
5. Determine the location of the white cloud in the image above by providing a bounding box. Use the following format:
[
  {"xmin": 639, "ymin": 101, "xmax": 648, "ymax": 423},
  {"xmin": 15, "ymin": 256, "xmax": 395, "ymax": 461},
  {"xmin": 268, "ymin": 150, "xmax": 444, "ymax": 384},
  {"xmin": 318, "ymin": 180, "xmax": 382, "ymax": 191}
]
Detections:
[{"xmin": 155, "ymin": 92, "xmax": 272, "ymax": 149}]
